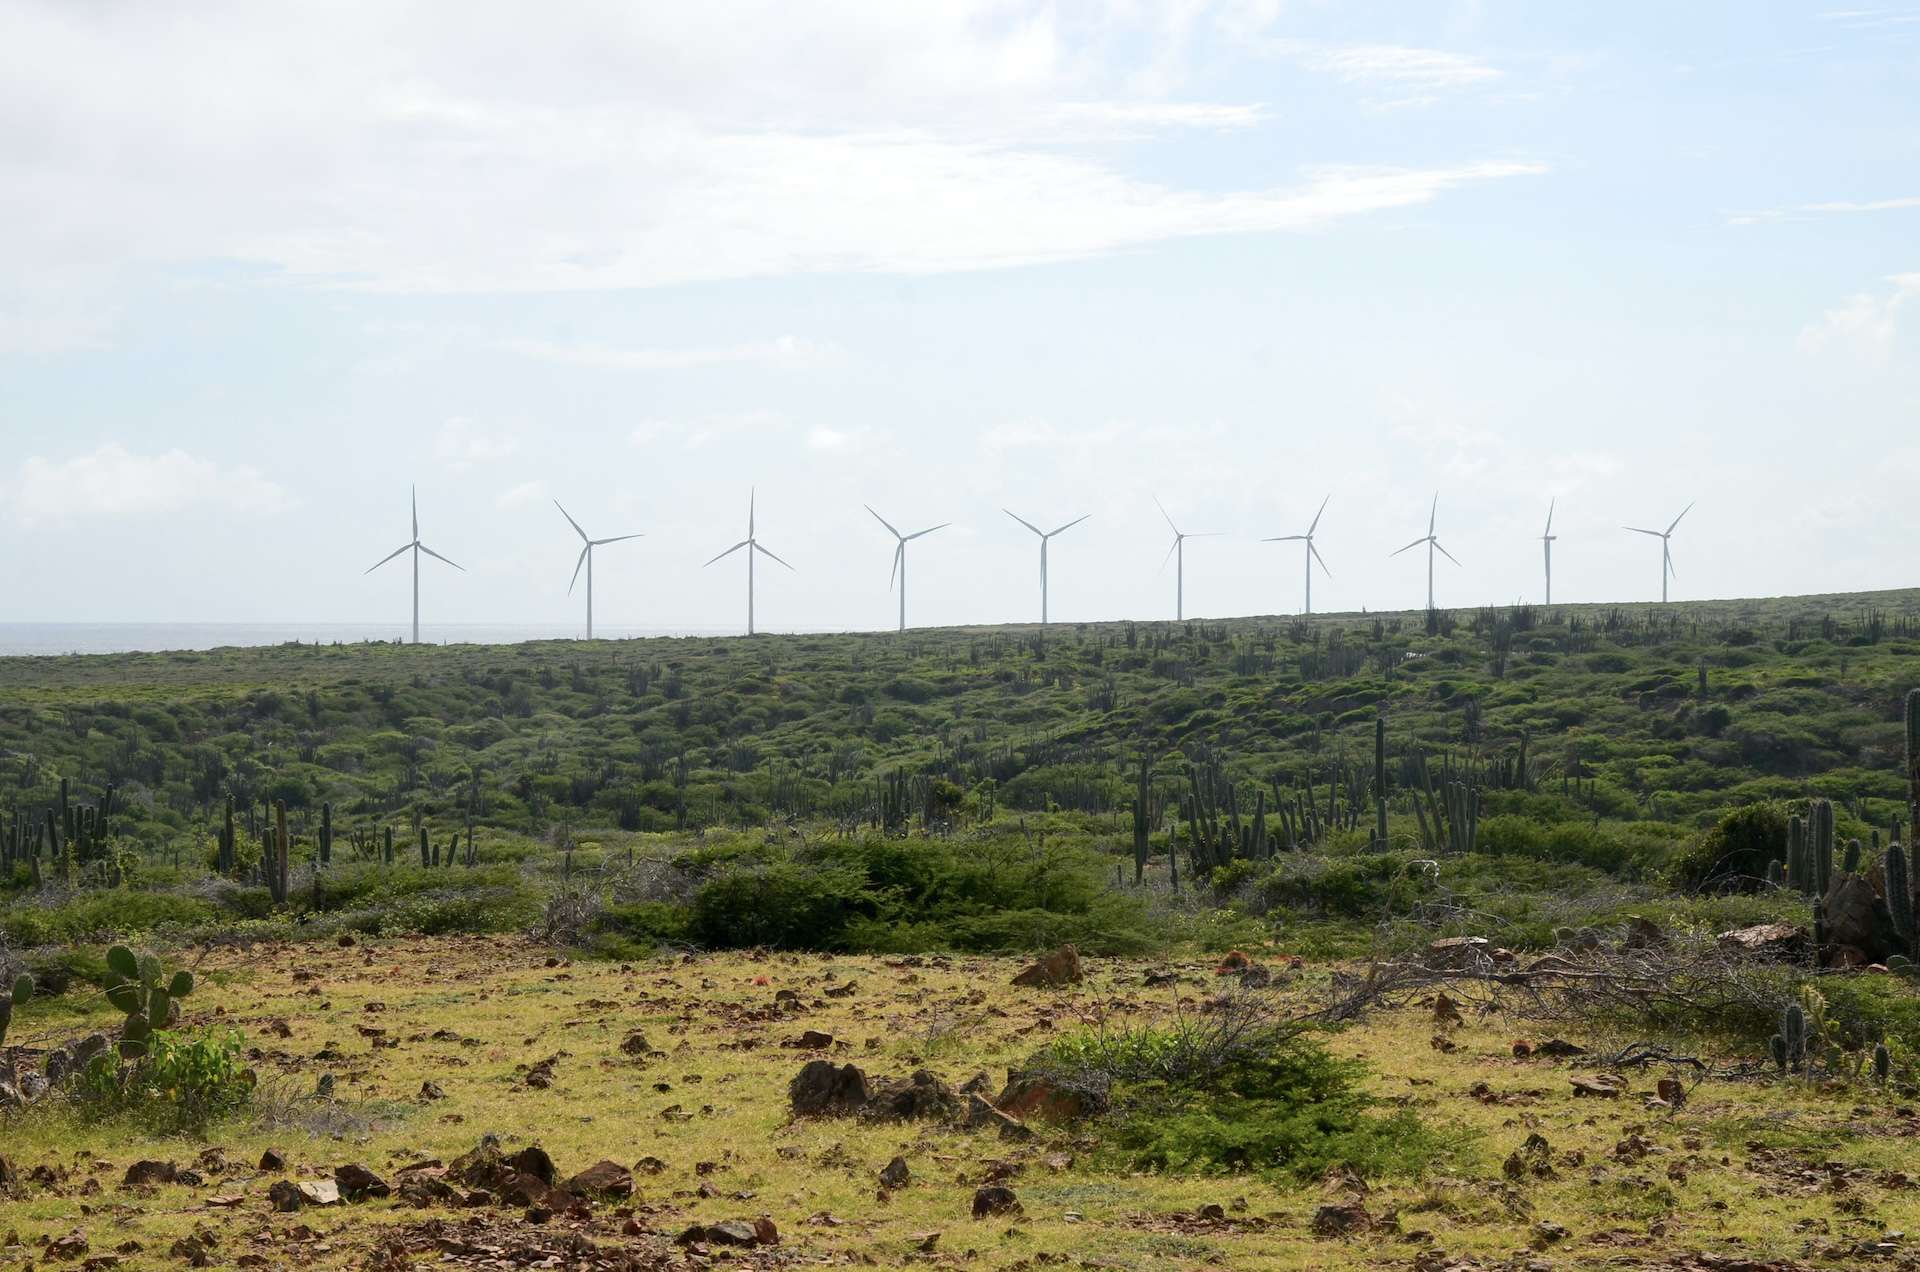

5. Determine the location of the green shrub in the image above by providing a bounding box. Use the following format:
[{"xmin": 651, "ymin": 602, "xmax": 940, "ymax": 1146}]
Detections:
[
  {"xmin": 78, "ymin": 1026, "xmax": 256, "ymax": 1132},
  {"xmin": 1668, "ymin": 801, "xmax": 1789, "ymax": 893},
  {"xmin": 688, "ymin": 864, "xmax": 875, "ymax": 950},
  {"xmin": 1090, "ymin": 1032, "xmax": 1453, "ymax": 1180}
]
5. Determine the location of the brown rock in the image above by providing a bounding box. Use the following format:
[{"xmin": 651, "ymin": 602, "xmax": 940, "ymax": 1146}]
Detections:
[
  {"xmin": 965, "ymin": 1093, "xmax": 1033, "ymax": 1140},
  {"xmin": 865, "ymin": 1070, "xmax": 962, "ymax": 1122},
  {"xmin": 971, "ymin": 1185, "xmax": 1021, "ymax": 1218},
  {"xmin": 996, "ymin": 1072, "xmax": 1093, "ymax": 1122},
  {"xmin": 565, "ymin": 1160, "xmax": 633, "ymax": 1201},
  {"xmin": 1822, "ymin": 874, "xmax": 1893, "ymax": 963},
  {"xmin": 619, "ymin": 1031, "xmax": 652, "ymax": 1056},
  {"xmin": 1716, "ymin": 922, "xmax": 1808, "ymax": 959},
  {"xmin": 258, "ymin": 1149, "xmax": 287, "ymax": 1171},
  {"xmin": 333, "ymin": 1163, "xmax": 390, "ymax": 1201},
  {"xmin": 1570, "ymin": 1073, "xmax": 1628, "ymax": 1098},
  {"xmin": 504, "ymin": 1146, "xmax": 556, "ymax": 1187},
  {"xmin": 122, "ymin": 1160, "xmax": 178, "ymax": 1188},
  {"xmin": 788, "ymin": 1059, "xmax": 870, "ymax": 1117},
  {"xmin": 46, "ymin": 1228, "xmax": 89, "ymax": 1260},
  {"xmin": 785, "ymin": 1030, "xmax": 835, "ymax": 1050},
  {"xmin": 1311, "ymin": 1201, "xmax": 1371, "ymax": 1236},
  {"xmin": 1011, "ymin": 945, "xmax": 1082, "ymax": 988},
  {"xmin": 1655, "ymin": 1077, "xmax": 1686, "ymax": 1108},
  {"xmin": 878, "ymin": 1156, "xmax": 911, "ymax": 1189},
  {"xmin": 1426, "ymin": 936, "xmax": 1491, "ymax": 969}
]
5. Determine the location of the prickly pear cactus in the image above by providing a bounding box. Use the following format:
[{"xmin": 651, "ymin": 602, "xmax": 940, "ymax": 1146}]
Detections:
[{"xmin": 103, "ymin": 944, "xmax": 194, "ymax": 1058}]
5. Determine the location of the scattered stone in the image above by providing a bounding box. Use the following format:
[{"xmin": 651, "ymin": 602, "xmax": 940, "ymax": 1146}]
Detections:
[
  {"xmin": 972, "ymin": 1185, "xmax": 1021, "ymax": 1218},
  {"xmin": 1011, "ymin": 945, "xmax": 1082, "ymax": 988},
  {"xmin": 418, "ymin": 1080, "xmax": 445, "ymax": 1101},
  {"xmin": 866, "ymin": 1070, "xmax": 962, "ymax": 1122},
  {"xmin": 333, "ymin": 1164, "xmax": 390, "ymax": 1202},
  {"xmin": 1531, "ymin": 1220, "xmax": 1571, "ymax": 1248},
  {"xmin": 996, "ymin": 1071, "xmax": 1093, "ymax": 1122},
  {"xmin": 1311, "ymin": 1201, "xmax": 1371, "ymax": 1236},
  {"xmin": 879, "ymin": 1156, "xmax": 911, "ymax": 1189},
  {"xmin": 122, "ymin": 1160, "xmax": 178, "ymax": 1188},
  {"xmin": 789, "ymin": 1060, "xmax": 870, "ymax": 1117},
  {"xmin": 1655, "ymin": 1077, "xmax": 1687, "ymax": 1108},
  {"xmin": 785, "ymin": 1030, "xmax": 835, "ymax": 1049},
  {"xmin": 620, "ymin": 1031, "xmax": 653, "ymax": 1056},
  {"xmin": 1716, "ymin": 922, "xmax": 1808, "ymax": 960},
  {"xmin": 46, "ymin": 1228, "xmax": 89, "ymax": 1260},
  {"xmin": 965, "ymin": 1093, "xmax": 1033, "ymax": 1140},
  {"xmin": 1570, "ymin": 1073, "xmax": 1629, "ymax": 1098},
  {"xmin": 678, "ymin": 1218, "xmax": 777, "ymax": 1247},
  {"xmin": 565, "ymin": 1160, "xmax": 633, "ymax": 1201},
  {"xmin": 258, "ymin": 1149, "xmax": 287, "ymax": 1171}
]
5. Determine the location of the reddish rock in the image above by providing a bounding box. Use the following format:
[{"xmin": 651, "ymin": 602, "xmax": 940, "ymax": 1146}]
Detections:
[{"xmin": 1011, "ymin": 945, "xmax": 1082, "ymax": 988}]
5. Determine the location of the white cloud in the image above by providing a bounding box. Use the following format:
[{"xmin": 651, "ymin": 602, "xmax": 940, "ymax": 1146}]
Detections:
[
  {"xmin": 495, "ymin": 480, "xmax": 549, "ymax": 509},
  {"xmin": 8, "ymin": 444, "xmax": 290, "ymax": 527},
  {"xmin": 434, "ymin": 417, "xmax": 518, "ymax": 467},
  {"xmin": 808, "ymin": 427, "xmax": 853, "ymax": 451},
  {"xmin": 1286, "ymin": 43, "xmax": 1502, "ymax": 108},
  {"xmin": 631, "ymin": 410, "xmax": 789, "ymax": 451},
  {"xmin": 1728, "ymin": 195, "xmax": 1920, "ymax": 225},
  {"xmin": 501, "ymin": 335, "xmax": 836, "ymax": 371},
  {"xmin": 0, "ymin": 5, "xmax": 1542, "ymax": 296},
  {"xmin": 1799, "ymin": 273, "xmax": 1920, "ymax": 363}
]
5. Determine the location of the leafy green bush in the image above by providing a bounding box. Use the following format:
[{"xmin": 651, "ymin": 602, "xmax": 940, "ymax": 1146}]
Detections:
[
  {"xmin": 1053, "ymin": 1028, "xmax": 1452, "ymax": 1181},
  {"xmin": 78, "ymin": 1026, "xmax": 256, "ymax": 1132},
  {"xmin": 688, "ymin": 864, "xmax": 875, "ymax": 949},
  {"xmin": 1668, "ymin": 801, "xmax": 1789, "ymax": 893}
]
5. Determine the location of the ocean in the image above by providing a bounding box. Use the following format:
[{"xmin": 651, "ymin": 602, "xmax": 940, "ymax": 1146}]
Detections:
[{"xmin": 0, "ymin": 623, "xmax": 739, "ymax": 657}]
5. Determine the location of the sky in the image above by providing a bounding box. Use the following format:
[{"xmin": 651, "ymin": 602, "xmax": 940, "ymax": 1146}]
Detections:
[{"xmin": 2, "ymin": 1, "xmax": 1916, "ymax": 633}]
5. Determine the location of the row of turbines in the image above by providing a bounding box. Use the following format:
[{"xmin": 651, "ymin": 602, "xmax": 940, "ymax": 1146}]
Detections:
[{"xmin": 366, "ymin": 487, "xmax": 1697, "ymax": 642}]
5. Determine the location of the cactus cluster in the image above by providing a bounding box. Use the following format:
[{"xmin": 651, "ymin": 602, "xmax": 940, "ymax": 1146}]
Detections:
[
  {"xmin": 104, "ymin": 944, "xmax": 193, "ymax": 1059},
  {"xmin": 0, "ymin": 971, "xmax": 33, "ymax": 1047},
  {"xmin": 1875, "ymin": 1042, "xmax": 1893, "ymax": 1084}
]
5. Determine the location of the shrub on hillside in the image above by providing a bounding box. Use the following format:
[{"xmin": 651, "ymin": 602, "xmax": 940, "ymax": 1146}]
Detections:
[{"xmin": 1667, "ymin": 801, "xmax": 1789, "ymax": 893}]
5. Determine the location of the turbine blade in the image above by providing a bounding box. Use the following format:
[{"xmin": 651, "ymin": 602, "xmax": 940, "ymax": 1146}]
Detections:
[
  {"xmin": 553, "ymin": 500, "xmax": 589, "ymax": 543},
  {"xmin": 1048, "ymin": 514, "xmax": 1090, "ymax": 537},
  {"xmin": 568, "ymin": 545, "xmax": 589, "ymax": 595},
  {"xmin": 417, "ymin": 543, "xmax": 465, "ymax": 571},
  {"xmin": 411, "ymin": 485, "xmax": 418, "ymax": 540},
  {"xmin": 1311, "ymin": 542, "xmax": 1332, "ymax": 576},
  {"xmin": 1308, "ymin": 493, "xmax": 1330, "ymax": 536},
  {"xmin": 1390, "ymin": 537, "xmax": 1428, "ymax": 557},
  {"xmin": 865, "ymin": 504, "xmax": 901, "ymax": 539},
  {"xmin": 1544, "ymin": 496, "xmax": 1555, "ymax": 536},
  {"xmin": 1003, "ymin": 508, "xmax": 1044, "ymax": 537},
  {"xmin": 1428, "ymin": 493, "xmax": 1437, "ymax": 536},
  {"xmin": 1667, "ymin": 501, "xmax": 1694, "ymax": 534},
  {"xmin": 749, "ymin": 487, "xmax": 756, "ymax": 537},
  {"xmin": 754, "ymin": 541, "xmax": 795, "ymax": 570},
  {"xmin": 593, "ymin": 533, "xmax": 643, "ymax": 546},
  {"xmin": 903, "ymin": 522, "xmax": 949, "ymax": 540},
  {"xmin": 1623, "ymin": 526, "xmax": 1662, "ymax": 537},
  {"xmin": 1153, "ymin": 495, "xmax": 1180, "ymax": 536},
  {"xmin": 889, "ymin": 542, "xmax": 901, "ymax": 591},
  {"xmin": 704, "ymin": 539, "xmax": 750, "ymax": 566},
  {"xmin": 1263, "ymin": 535, "xmax": 1307, "ymax": 542},
  {"xmin": 1666, "ymin": 548, "xmax": 1678, "ymax": 580},
  {"xmin": 1434, "ymin": 540, "xmax": 1462, "ymax": 567},
  {"xmin": 1158, "ymin": 536, "xmax": 1180, "ymax": 573},
  {"xmin": 363, "ymin": 542, "xmax": 412, "ymax": 574}
]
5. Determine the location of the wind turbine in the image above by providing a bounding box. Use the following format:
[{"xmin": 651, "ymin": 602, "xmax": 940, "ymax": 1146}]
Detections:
[
  {"xmin": 866, "ymin": 506, "xmax": 949, "ymax": 633},
  {"xmin": 1262, "ymin": 494, "xmax": 1331, "ymax": 615},
  {"xmin": 364, "ymin": 485, "xmax": 463, "ymax": 645},
  {"xmin": 1540, "ymin": 499, "xmax": 1557, "ymax": 605},
  {"xmin": 1624, "ymin": 501, "xmax": 1692, "ymax": 603},
  {"xmin": 1389, "ymin": 493, "xmax": 1460, "ymax": 611},
  {"xmin": 1003, "ymin": 509, "xmax": 1089, "ymax": 625},
  {"xmin": 1155, "ymin": 497, "xmax": 1218, "ymax": 621},
  {"xmin": 554, "ymin": 501, "xmax": 642, "ymax": 640},
  {"xmin": 704, "ymin": 488, "xmax": 792, "ymax": 635}
]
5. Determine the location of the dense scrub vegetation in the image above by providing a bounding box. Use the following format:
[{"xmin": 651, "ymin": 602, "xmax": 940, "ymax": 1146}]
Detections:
[{"xmin": 2, "ymin": 589, "xmax": 1917, "ymax": 965}]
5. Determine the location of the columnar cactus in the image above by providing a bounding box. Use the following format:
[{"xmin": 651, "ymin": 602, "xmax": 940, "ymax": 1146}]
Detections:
[
  {"xmin": 1907, "ymin": 687, "xmax": 1920, "ymax": 846},
  {"xmin": 1787, "ymin": 816, "xmax": 1806, "ymax": 892},
  {"xmin": 1843, "ymin": 838, "xmax": 1862, "ymax": 874},
  {"xmin": 319, "ymin": 802, "xmax": 332, "ymax": 867},
  {"xmin": 0, "ymin": 972, "xmax": 32, "ymax": 1047},
  {"xmin": 1373, "ymin": 716, "xmax": 1389, "ymax": 850},
  {"xmin": 1809, "ymin": 799, "xmax": 1834, "ymax": 898},
  {"xmin": 104, "ymin": 945, "xmax": 193, "ymax": 1058},
  {"xmin": 1875, "ymin": 1042, "xmax": 1892, "ymax": 1084},
  {"xmin": 1889, "ymin": 844, "xmax": 1914, "ymax": 956},
  {"xmin": 1782, "ymin": 1002, "xmax": 1807, "ymax": 1071}
]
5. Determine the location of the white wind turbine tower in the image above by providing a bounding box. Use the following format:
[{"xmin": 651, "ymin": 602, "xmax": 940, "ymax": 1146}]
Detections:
[
  {"xmin": 1390, "ymin": 493, "xmax": 1461, "ymax": 611},
  {"xmin": 866, "ymin": 506, "xmax": 949, "ymax": 633},
  {"xmin": 364, "ymin": 485, "xmax": 464, "ymax": 645},
  {"xmin": 704, "ymin": 488, "xmax": 793, "ymax": 635},
  {"xmin": 1003, "ymin": 509, "xmax": 1089, "ymax": 625},
  {"xmin": 554, "ymin": 501, "xmax": 642, "ymax": 640},
  {"xmin": 1624, "ymin": 501, "xmax": 1692, "ymax": 603},
  {"xmin": 1155, "ymin": 497, "xmax": 1219, "ymax": 621},
  {"xmin": 1540, "ymin": 499, "xmax": 1558, "ymax": 605},
  {"xmin": 1261, "ymin": 494, "xmax": 1331, "ymax": 615}
]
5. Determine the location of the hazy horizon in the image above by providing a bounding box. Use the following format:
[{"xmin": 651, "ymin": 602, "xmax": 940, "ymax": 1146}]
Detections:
[{"xmin": 3, "ymin": 2, "xmax": 1914, "ymax": 630}]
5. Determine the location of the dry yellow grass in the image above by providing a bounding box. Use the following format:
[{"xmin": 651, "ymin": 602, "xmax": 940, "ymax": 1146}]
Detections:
[{"xmin": 2, "ymin": 937, "xmax": 1916, "ymax": 1270}]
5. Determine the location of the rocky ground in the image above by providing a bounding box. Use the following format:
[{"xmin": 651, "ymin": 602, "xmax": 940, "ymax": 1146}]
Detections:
[{"xmin": 3, "ymin": 936, "xmax": 1920, "ymax": 1270}]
